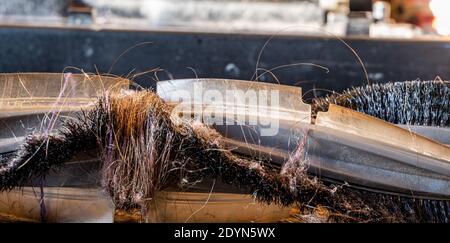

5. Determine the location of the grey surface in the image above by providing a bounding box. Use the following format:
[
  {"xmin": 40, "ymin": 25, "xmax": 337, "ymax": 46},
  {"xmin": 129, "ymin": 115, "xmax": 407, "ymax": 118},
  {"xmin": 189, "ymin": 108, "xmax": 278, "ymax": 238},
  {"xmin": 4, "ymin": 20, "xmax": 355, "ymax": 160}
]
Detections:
[
  {"xmin": 397, "ymin": 125, "xmax": 450, "ymax": 145},
  {"xmin": 0, "ymin": 0, "xmax": 322, "ymax": 32},
  {"xmin": 86, "ymin": 0, "xmax": 322, "ymax": 31},
  {"xmin": 0, "ymin": 0, "xmax": 65, "ymax": 16}
]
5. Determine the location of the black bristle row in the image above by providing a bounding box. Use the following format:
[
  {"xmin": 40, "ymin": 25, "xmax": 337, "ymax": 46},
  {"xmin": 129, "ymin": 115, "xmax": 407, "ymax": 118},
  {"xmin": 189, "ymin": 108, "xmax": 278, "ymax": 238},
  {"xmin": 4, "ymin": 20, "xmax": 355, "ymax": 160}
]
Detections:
[
  {"xmin": 0, "ymin": 111, "xmax": 99, "ymax": 191},
  {"xmin": 309, "ymin": 80, "xmax": 450, "ymax": 222},
  {"xmin": 313, "ymin": 80, "xmax": 450, "ymax": 127}
]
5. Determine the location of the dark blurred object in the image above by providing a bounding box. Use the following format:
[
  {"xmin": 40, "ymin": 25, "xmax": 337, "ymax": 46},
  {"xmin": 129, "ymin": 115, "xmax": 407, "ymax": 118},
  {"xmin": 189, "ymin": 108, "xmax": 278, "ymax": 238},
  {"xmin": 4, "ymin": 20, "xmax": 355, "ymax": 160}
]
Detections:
[
  {"xmin": 347, "ymin": 0, "xmax": 373, "ymax": 35},
  {"xmin": 349, "ymin": 0, "xmax": 373, "ymax": 11}
]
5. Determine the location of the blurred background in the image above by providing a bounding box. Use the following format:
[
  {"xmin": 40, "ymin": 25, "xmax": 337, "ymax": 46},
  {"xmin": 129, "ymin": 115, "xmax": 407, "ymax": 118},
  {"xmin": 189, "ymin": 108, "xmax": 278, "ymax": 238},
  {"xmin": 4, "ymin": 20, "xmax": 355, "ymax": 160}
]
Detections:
[
  {"xmin": 0, "ymin": 0, "xmax": 449, "ymax": 99},
  {"xmin": 1, "ymin": 0, "xmax": 448, "ymax": 37}
]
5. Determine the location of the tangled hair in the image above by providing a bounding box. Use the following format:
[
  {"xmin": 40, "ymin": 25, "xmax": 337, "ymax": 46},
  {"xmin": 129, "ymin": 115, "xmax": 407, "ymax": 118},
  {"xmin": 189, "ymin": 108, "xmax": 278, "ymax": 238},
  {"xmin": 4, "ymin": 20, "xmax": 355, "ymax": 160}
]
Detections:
[
  {"xmin": 1, "ymin": 87, "xmax": 449, "ymax": 222},
  {"xmin": 96, "ymin": 90, "xmax": 333, "ymax": 209}
]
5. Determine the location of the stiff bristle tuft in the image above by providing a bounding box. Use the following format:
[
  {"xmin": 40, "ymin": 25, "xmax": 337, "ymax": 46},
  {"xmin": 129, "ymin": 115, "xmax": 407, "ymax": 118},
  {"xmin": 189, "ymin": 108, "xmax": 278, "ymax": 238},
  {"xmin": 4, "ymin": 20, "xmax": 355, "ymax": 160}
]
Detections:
[
  {"xmin": 312, "ymin": 80, "xmax": 450, "ymax": 126},
  {"xmin": 0, "ymin": 113, "xmax": 97, "ymax": 190}
]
